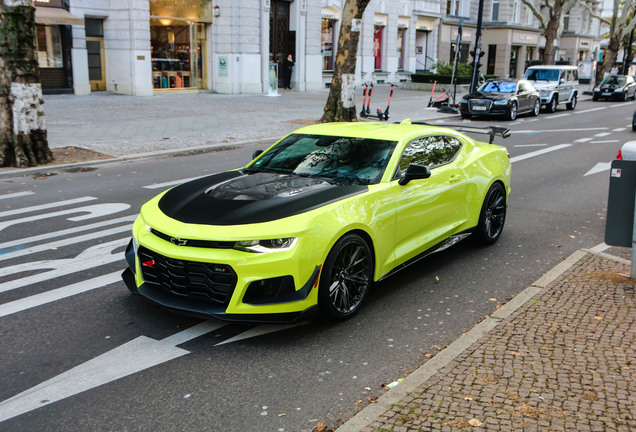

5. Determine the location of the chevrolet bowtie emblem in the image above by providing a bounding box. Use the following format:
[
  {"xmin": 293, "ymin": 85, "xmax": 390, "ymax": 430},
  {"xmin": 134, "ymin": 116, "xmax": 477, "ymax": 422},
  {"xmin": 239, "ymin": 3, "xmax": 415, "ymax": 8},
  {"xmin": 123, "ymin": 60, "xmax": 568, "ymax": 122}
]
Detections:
[{"xmin": 170, "ymin": 237, "xmax": 188, "ymax": 246}]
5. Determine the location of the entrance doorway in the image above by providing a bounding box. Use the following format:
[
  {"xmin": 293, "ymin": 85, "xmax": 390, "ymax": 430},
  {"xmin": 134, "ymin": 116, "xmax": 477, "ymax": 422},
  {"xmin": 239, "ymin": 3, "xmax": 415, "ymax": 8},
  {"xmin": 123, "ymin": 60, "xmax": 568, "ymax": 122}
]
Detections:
[
  {"xmin": 270, "ymin": 0, "xmax": 295, "ymax": 88},
  {"xmin": 85, "ymin": 18, "xmax": 106, "ymax": 91}
]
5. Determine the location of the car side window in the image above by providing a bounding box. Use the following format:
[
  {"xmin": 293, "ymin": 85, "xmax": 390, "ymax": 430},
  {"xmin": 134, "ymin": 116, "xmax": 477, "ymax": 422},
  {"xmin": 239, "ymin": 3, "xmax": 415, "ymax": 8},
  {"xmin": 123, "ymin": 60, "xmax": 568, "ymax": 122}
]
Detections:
[{"xmin": 397, "ymin": 136, "xmax": 462, "ymax": 175}]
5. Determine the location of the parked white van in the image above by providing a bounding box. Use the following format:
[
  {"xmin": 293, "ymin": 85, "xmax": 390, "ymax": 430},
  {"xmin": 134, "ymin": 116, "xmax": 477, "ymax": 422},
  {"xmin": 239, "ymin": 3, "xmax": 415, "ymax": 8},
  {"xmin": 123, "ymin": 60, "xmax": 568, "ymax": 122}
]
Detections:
[{"xmin": 524, "ymin": 65, "xmax": 579, "ymax": 112}]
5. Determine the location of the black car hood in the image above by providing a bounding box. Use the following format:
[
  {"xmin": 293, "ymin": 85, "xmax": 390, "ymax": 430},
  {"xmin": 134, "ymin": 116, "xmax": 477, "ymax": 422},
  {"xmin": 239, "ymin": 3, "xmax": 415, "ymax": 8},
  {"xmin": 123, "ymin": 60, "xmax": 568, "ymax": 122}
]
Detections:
[
  {"xmin": 599, "ymin": 84, "xmax": 622, "ymax": 90},
  {"xmin": 463, "ymin": 92, "xmax": 511, "ymax": 101},
  {"xmin": 158, "ymin": 171, "xmax": 368, "ymax": 225}
]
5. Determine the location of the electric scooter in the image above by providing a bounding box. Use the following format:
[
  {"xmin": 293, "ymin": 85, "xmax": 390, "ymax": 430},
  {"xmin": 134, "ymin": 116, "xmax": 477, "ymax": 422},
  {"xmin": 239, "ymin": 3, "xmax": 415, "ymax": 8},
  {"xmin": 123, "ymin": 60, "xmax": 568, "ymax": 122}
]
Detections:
[
  {"xmin": 359, "ymin": 83, "xmax": 369, "ymax": 118},
  {"xmin": 377, "ymin": 83, "xmax": 394, "ymax": 121}
]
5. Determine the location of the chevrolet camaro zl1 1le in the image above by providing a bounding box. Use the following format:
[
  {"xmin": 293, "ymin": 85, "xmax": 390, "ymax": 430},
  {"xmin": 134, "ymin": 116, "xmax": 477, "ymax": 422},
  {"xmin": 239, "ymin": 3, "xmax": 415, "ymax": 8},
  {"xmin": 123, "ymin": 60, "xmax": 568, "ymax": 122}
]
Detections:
[{"xmin": 122, "ymin": 120, "xmax": 511, "ymax": 323}]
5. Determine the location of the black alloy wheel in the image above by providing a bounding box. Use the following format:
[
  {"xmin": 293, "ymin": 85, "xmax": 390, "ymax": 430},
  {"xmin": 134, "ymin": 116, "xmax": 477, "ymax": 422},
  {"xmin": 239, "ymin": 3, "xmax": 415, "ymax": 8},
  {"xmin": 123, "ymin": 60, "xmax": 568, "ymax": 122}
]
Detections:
[
  {"xmin": 318, "ymin": 233, "xmax": 373, "ymax": 320},
  {"xmin": 566, "ymin": 94, "xmax": 577, "ymax": 110},
  {"xmin": 507, "ymin": 102, "xmax": 517, "ymax": 121},
  {"xmin": 474, "ymin": 182, "xmax": 507, "ymax": 244}
]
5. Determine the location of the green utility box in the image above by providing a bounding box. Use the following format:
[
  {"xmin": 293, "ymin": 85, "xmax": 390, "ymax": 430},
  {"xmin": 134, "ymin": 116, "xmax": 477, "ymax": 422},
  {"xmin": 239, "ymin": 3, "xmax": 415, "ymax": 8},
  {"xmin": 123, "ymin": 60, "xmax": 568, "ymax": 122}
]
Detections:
[{"xmin": 605, "ymin": 160, "xmax": 636, "ymax": 248}]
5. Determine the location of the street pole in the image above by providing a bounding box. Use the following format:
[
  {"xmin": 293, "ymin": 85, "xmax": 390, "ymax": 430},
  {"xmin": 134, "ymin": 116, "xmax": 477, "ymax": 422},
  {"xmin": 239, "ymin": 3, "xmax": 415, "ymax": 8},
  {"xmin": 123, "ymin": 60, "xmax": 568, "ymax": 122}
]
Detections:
[{"xmin": 470, "ymin": 0, "xmax": 485, "ymax": 94}]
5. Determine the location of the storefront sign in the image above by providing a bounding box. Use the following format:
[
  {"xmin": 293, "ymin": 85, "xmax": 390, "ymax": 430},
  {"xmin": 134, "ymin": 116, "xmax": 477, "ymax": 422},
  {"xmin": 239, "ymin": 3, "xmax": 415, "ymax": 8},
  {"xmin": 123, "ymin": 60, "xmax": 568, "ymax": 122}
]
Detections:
[
  {"xmin": 512, "ymin": 32, "xmax": 538, "ymax": 44},
  {"xmin": 218, "ymin": 56, "xmax": 228, "ymax": 77},
  {"xmin": 416, "ymin": 17, "xmax": 435, "ymax": 31}
]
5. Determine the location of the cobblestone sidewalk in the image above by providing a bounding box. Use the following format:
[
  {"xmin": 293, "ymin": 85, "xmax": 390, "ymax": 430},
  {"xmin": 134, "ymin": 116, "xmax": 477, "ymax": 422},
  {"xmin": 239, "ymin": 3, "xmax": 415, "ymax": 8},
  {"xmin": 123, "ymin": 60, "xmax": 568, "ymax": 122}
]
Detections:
[{"xmin": 343, "ymin": 251, "xmax": 634, "ymax": 432}]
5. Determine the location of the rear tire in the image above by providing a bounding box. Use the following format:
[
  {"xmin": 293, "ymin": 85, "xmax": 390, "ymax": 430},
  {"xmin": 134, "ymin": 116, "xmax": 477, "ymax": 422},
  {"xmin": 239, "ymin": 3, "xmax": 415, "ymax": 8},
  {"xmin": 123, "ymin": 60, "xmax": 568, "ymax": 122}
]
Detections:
[
  {"xmin": 592, "ymin": 94, "xmax": 599, "ymax": 101},
  {"xmin": 474, "ymin": 183, "xmax": 507, "ymax": 245},
  {"xmin": 531, "ymin": 99, "xmax": 540, "ymax": 116},
  {"xmin": 318, "ymin": 233, "xmax": 373, "ymax": 320}
]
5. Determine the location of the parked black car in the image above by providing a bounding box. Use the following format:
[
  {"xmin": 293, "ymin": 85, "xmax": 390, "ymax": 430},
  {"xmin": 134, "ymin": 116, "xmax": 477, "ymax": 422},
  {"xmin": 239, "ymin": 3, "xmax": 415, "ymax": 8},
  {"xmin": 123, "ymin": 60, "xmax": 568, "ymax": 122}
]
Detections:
[
  {"xmin": 593, "ymin": 75, "xmax": 636, "ymax": 101},
  {"xmin": 460, "ymin": 79, "xmax": 541, "ymax": 121}
]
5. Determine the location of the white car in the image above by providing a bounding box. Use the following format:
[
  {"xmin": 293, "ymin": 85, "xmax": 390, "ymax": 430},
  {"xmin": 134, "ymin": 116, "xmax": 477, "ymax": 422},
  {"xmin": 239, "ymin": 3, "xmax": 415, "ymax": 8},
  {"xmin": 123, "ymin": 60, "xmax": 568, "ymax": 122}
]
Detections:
[{"xmin": 617, "ymin": 140, "xmax": 636, "ymax": 160}]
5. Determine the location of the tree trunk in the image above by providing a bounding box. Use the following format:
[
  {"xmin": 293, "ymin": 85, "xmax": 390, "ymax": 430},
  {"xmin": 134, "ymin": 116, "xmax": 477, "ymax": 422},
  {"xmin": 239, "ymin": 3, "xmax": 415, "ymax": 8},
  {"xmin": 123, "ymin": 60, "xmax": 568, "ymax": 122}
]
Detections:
[
  {"xmin": 542, "ymin": 13, "xmax": 560, "ymax": 65},
  {"xmin": 321, "ymin": 0, "xmax": 370, "ymax": 123},
  {"xmin": 0, "ymin": 0, "xmax": 52, "ymax": 167}
]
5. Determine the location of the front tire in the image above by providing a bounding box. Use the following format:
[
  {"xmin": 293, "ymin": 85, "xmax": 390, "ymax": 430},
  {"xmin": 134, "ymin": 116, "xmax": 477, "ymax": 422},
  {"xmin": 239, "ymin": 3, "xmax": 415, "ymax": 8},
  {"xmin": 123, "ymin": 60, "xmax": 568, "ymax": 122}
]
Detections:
[
  {"xmin": 547, "ymin": 97, "xmax": 558, "ymax": 113},
  {"xmin": 318, "ymin": 233, "xmax": 373, "ymax": 320},
  {"xmin": 507, "ymin": 102, "xmax": 517, "ymax": 121},
  {"xmin": 474, "ymin": 183, "xmax": 507, "ymax": 245},
  {"xmin": 566, "ymin": 94, "xmax": 577, "ymax": 110}
]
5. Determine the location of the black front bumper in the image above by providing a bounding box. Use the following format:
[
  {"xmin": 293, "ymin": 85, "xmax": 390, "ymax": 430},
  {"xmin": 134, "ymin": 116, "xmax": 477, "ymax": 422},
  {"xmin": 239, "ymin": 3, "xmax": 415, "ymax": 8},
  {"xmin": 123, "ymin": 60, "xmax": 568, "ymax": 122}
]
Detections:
[{"xmin": 121, "ymin": 240, "xmax": 318, "ymax": 324}]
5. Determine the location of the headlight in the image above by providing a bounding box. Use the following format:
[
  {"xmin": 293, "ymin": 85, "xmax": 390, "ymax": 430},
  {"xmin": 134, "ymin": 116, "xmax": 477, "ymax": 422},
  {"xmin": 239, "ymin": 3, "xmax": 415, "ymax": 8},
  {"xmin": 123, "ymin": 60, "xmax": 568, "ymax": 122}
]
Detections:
[
  {"xmin": 615, "ymin": 88, "xmax": 623, "ymax": 92},
  {"xmin": 594, "ymin": 87, "xmax": 600, "ymax": 92},
  {"xmin": 493, "ymin": 99, "xmax": 508, "ymax": 105},
  {"xmin": 235, "ymin": 238, "xmax": 298, "ymax": 253}
]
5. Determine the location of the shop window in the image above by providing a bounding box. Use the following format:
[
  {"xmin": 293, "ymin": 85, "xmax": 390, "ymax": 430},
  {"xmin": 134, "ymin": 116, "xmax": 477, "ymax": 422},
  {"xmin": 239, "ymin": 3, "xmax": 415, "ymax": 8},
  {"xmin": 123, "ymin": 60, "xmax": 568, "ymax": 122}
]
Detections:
[
  {"xmin": 322, "ymin": 18, "xmax": 336, "ymax": 71},
  {"xmin": 374, "ymin": 25, "xmax": 383, "ymax": 70},
  {"xmin": 450, "ymin": 43, "xmax": 469, "ymax": 63},
  {"xmin": 397, "ymin": 28, "xmax": 406, "ymax": 70},
  {"xmin": 151, "ymin": 20, "xmax": 195, "ymax": 89},
  {"xmin": 36, "ymin": 25, "xmax": 63, "ymax": 68}
]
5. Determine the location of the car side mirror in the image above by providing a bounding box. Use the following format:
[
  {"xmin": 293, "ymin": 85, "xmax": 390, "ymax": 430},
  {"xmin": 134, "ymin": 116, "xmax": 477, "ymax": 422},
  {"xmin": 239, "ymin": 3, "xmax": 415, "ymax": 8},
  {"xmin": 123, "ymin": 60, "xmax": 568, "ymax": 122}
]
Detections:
[
  {"xmin": 252, "ymin": 150, "xmax": 264, "ymax": 160},
  {"xmin": 399, "ymin": 164, "xmax": 431, "ymax": 186}
]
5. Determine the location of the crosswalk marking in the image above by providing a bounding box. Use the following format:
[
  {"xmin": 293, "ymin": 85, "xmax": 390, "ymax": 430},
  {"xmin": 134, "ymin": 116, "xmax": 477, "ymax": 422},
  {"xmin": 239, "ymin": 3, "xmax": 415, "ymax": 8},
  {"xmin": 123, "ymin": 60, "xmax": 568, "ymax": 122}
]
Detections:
[{"xmin": 0, "ymin": 191, "xmax": 35, "ymax": 200}]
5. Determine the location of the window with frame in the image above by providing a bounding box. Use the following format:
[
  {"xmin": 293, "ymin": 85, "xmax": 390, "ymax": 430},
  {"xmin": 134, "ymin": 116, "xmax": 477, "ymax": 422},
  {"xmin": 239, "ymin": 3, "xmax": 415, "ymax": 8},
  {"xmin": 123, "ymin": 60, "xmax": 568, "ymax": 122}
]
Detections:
[
  {"xmin": 525, "ymin": 6, "xmax": 533, "ymax": 25},
  {"xmin": 512, "ymin": 0, "xmax": 520, "ymax": 23},
  {"xmin": 447, "ymin": 0, "xmax": 460, "ymax": 16},
  {"xmin": 321, "ymin": 18, "xmax": 336, "ymax": 71},
  {"xmin": 398, "ymin": 136, "xmax": 462, "ymax": 174},
  {"xmin": 491, "ymin": 0, "xmax": 499, "ymax": 21}
]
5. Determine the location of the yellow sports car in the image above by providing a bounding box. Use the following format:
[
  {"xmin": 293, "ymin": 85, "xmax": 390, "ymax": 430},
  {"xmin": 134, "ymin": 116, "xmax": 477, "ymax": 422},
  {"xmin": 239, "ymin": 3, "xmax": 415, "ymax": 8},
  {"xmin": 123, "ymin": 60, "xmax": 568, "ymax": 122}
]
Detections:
[{"xmin": 122, "ymin": 120, "xmax": 511, "ymax": 322}]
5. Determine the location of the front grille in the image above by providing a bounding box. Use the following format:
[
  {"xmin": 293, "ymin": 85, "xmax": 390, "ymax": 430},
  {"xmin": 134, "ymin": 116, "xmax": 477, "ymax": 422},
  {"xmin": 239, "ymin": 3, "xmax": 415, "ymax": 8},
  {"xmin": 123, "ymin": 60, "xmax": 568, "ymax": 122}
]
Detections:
[
  {"xmin": 469, "ymin": 99, "xmax": 493, "ymax": 113},
  {"xmin": 139, "ymin": 246, "xmax": 237, "ymax": 304},
  {"xmin": 150, "ymin": 228, "xmax": 235, "ymax": 249}
]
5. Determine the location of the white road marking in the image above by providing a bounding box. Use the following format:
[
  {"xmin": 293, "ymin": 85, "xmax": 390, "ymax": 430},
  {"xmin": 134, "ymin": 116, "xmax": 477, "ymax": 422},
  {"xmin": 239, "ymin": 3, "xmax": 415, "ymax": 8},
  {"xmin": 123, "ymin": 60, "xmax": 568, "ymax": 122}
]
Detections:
[
  {"xmin": 0, "ymin": 191, "xmax": 35, "ymax": 200},
  {"xmin": 594, "ymin": 132, "xmax": 611, "ymax": 137},
  {"xmin": 0, "ymin": 320, "xmax": 305, "ymax": 422},
  {"xmin": 144, "ymin": 176, "xmax": 204, "ymax": 189},
  {"xmin": 513, "ymin": 127, "xmax": 607, "ymax": 134},
  {"xmin": 590, "ymin": 140, "xmax": 619, "ymax": 144},
  {"xmin": 575, "ymin": 107, "xmax": 607, "ymax": 114},
  {"xmin": 584, "ymin": 162, "xmax": 612, "ymax": 176},
  {"xmin": 0, "ymin": 239, "xmax": 127, "ymax": 293},
  {"xmin": 0, "ymin": 203, "xmax": 130, "ymax": 232},
  {"xmin": 0, "ymin": 196, "xmax": 96, "ymax": 218},
  {"xmin": 513, "ymin": 144, "xmax": 548, "ymax": 148},
  {"xmin": 575, "ymin": 138, "xmax": 593, "ymax": 142},
  {"xmin": 0, "ymin": 224, "xmax": 131, "ymax": 261},
  {"xmin": 215, "ymin": 322, "xmax": 309, "ymax": 346},
  {"xmin": 612, "ymin": 128, "xmax": 626, "ymax": 132},
  {"xmin": 546, "ymin": 113, "xmax": 570, "ymax": 119},
  {"xmin": 0, "ymin": 215, "xmax": 136, "ymax": 252},
  {"xmin": 509, "ymin": 144, "xmax": 571, "ymax": 163},
  {"xmin": 0, "ymin": 271, "xmax": 121, "ymax": 318}
]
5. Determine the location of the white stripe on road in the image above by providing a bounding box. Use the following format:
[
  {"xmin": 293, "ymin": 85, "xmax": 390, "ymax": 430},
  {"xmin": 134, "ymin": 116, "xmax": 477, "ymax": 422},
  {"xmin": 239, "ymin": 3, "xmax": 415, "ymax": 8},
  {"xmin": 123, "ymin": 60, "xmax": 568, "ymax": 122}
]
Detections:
[
  {"xmin": 0, "ymin": 196, "xmax": 96, "ymax": 218},
  {"xmin": 0, "ymin": 271, "xmax": 121, "ymax": 318},
  {"xmin": 144, "ymin": 176, "xmax": 204, "ymax": 189},
  {"xmin": 0, "ymin": 224, "xmax": 131, "ymax": 261},
  {"xmin": 575, "ymin": 138, "xmax": 593, "ymax": 142},
  {"xmin": 0, "ymin": 239, "xmax": 127, "ymax": 293},
  {"xmin": 594, "ymin": 132, "xmax": 611, "ymax": 137},
  {"xmin": 513, "ymin": 127, "xmax": 608, "ymax": 134},
  {"xmin": 0, "ymin": 191, "xmax": 35, "ymax": 200},
  {"xmin": 0, "ymin": 203, "xmax": 130, "ymax": 232},
  {"xmin": 590, "ymin": 140, "xmax": 619, "ymax": 144},
  {"xmin": 513, "ymin": 144, "xmax": 548, "ymax": 148},
  {"xmin": 510, "ymin": 144, "xmax": 572, "ymax": 163},
  {"xmin": 0, "ymin": 215, "xmax": 136, "ymax": 252},
  {"xmin": 575, "ymin": 107, "xmax": 607, "ymax": 114}
]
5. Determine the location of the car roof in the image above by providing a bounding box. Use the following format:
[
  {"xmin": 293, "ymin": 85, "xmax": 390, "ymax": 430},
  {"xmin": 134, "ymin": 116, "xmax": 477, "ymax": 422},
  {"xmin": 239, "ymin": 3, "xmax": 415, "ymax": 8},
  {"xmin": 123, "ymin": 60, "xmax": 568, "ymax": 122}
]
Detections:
[
  {"xmin": 526, "ymin": 65, "xmax": 577, "ymax": 70},
  {"xmin": 289, "ymin": 121, "xmax": 467, "ymax": 142}
]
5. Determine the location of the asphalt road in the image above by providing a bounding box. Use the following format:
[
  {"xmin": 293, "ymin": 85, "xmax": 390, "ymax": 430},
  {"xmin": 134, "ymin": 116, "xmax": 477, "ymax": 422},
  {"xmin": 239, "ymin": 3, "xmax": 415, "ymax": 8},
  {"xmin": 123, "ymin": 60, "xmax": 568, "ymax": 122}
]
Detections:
[{"xmin": 0, "ymin": 98, "xmax": 633, "ymax": 432}]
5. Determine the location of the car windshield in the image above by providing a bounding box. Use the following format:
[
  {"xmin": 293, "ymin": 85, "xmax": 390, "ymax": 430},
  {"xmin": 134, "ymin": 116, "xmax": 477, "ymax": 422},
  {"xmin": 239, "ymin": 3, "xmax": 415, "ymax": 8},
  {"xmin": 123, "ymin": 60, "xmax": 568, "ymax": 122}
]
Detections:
[
  {"xmin": 525, "ymin": 69, "xmax": 560, "ymax": 81},
  {"xmin": 479, "ymin": 81, "xmax": 516, "ymax": 93},
  {"xmin": 248, "ymin": 134, "xmax": 397, "ymax": 185},
  {"xmin": 601, "ymin": 76, "xmax": 625, "ymax": 85}
]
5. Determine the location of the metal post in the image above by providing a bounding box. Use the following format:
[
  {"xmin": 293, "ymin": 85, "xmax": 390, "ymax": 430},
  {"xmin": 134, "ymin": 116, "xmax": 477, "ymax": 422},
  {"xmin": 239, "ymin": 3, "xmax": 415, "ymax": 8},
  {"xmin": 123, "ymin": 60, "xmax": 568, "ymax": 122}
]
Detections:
[
  {"xmin": 632, "ymin": 188, "xmax": 636, "ymax": 278},
  {"xmin": 470, "ymin": 0, "xmax": 485, "ymax": 94}
]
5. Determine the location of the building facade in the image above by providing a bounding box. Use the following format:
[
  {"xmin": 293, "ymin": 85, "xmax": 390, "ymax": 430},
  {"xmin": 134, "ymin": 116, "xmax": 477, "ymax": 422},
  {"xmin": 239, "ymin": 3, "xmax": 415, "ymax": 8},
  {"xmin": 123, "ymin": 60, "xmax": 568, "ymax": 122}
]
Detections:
[{"xmin": 39, "ymin": 0, "xmax": 602, "ymax": 96}]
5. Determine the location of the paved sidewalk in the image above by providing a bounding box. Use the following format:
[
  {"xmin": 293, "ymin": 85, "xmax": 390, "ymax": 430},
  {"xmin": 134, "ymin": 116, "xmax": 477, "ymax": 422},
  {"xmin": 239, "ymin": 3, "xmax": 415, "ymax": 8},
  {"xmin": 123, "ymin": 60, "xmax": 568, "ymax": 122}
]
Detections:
[
  {"xmin": 337, "ymin": 250, "xmax": 635, "ymax": 432},
  {"xmin": 42, "ymin": 85, "xmax": 460, "ymax": 157}
]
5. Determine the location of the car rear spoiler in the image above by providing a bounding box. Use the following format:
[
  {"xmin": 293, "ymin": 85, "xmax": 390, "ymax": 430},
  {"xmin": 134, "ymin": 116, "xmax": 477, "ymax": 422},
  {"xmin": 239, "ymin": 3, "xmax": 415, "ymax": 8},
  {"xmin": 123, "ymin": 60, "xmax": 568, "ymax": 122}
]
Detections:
[{"xmin": 400, "ymin": 119, "xmax": 511, "ymax": 144}]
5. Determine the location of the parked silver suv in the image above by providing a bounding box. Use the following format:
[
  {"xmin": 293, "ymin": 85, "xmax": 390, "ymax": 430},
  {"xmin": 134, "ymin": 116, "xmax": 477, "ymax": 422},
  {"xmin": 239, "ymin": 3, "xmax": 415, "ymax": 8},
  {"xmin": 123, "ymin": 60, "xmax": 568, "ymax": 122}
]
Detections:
[{"xmin": 524, "ymin": 65, "xmax": 579, "ymax": 113}]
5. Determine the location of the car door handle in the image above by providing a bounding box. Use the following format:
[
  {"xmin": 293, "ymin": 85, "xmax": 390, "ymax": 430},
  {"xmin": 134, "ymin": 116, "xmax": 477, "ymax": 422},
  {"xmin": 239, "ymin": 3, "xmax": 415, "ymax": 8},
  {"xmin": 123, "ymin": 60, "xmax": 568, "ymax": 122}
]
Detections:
[{"xmin": 449, "ymin": 175, "xmax": 461, "ymax": 183}]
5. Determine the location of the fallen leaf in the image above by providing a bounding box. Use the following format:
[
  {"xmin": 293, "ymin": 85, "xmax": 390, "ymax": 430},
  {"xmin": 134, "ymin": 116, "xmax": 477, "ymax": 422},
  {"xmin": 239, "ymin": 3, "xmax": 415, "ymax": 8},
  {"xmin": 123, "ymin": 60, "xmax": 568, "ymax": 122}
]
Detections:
[
  {"xmin": 425, "ymin": 353, "xmax": 435, "ymax": 358},
  {"xmin": 594, "ymin": 316, "xmax": 603, "ymax": 320},
  {"xmin": 489, "ymin": 298, "xmax": 497, "ymax": 301},
  {"xmin": 464, "ymin": 396, "xmax": 473, "ymax": 401},
  {"xmin": 277, "ymin": 413, "xmax": 286, "ymax": 417},
  {"xmin": 315, "ymin": 421, "xmax": 327, "ymax": 432},
  {"xmin": 468, "ymin": 418, "xmax": 483, "ymax": 426},
  {"xmin": 435, "ymin": 275, "xmax": 440, "ymax": 282}
]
